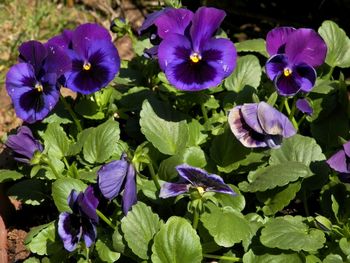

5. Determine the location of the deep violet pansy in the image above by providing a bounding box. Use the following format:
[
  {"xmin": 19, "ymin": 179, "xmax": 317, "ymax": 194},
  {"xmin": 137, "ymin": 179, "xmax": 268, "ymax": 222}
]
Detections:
[
  {"xmin": 97, "ymin": 153, "xmax": 137, "ymax": 215},
  {"xmin": 265, "ymin": 27, "xmax": 327, "ymax": 96},
  {"xmin": 58, "ymin": 186, "xmax": 99, "ymax": 252},
  {"xmin": 228, "ymin": 102, "xmax": 296, "ymax": 148},
  {"xmin": 49, "ymin": 23, "xmax": 120, "ymax": 95},
  {"xmin": 159, "ymin": 164, "xmax": 236, "ymax": 198},
  {"xmin": 327, "ymin": 141, "xmax": 350, "ymax": 183},
  {"xmin": 5, "ymin": 40, "xmax": 71, "ymax": 123},
  {"xmin": 157, "ymin": 7, "xmax": 237, "ymax": 91}
]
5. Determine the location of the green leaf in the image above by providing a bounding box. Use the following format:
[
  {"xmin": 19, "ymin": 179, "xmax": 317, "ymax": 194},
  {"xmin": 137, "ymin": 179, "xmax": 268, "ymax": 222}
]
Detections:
[
  {"xmin": 239, "ymin": 162, "xmax": 312, "ymax": 192},
  {"xmin": 339, "ymin": 237, "xmax": 350, "ymax": 256},
  {"xmin": 95, "ymin": 239, "xmax": 120, "ymax": 263},
  {"xmin": 25, "ymin": 221, "xmax": 56, "ymax": 256},
  {"xmin": 260, "ymin": 216, "xmax": 326, "ymax": 252},
  {"xmin": 318, "ymin": 20, "xmax": 350, "ymax": 68},
  {"xmin": 42, "ymin": 123, "xmax": 71, "ymax": 159},
  {"xmin": 215, "ymin": 185, "xmax": 245, "ymax": 212},
  {"xmin": 224, "ymin": 55, "xmax": 262, "ymax": 92},
  {"xmin": 83, "ymin": 118, "xmax": 120, "ymax": 163},
  {"xmin": 243, "ymin": 249, "xmax": 303, "ymax": 263},
  {"xmin": 121, "ymin": 202, "xmax": 162, "ymax": 260},
  {"xmin": 51, "ymin": 178, "xmax": 87, "ymax": 212},
  {"xmin": 0, "ymin": 170, "xmax": 23, "ymax": 182},
  {"xmin": 323, "ymin": 254, "xmax": 344, "ymax": 263},
  {"xmin": 187, "ymin": 119, "xmax": 207, "ymax": 146},
  {"xmin": 7, "ymin": 179, "xmax": 46, "ymax": 205},
  {"xmin": 151, "ymin": 216, "xmax": 202, "ymax": 263},
  {"xmin": 182, "ymin": 146, "xmax": 207, "ymax": 168},
  {"xmin": 140, "ymin": 100, "xmax": 189, "ymax": 155},
  {"xmin": 201, "ymin": 204, "xmax": 252, "ymax": 247},
  {"xmin": 235, "ymin": 39, "xmax": 268, "ymax": 57}
]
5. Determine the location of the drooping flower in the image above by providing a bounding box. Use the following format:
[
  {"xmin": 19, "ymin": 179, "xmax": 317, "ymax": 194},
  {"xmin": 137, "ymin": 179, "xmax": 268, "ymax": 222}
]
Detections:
[
  {"xmin": 5, "ymin": 126, "xmax": 43, "ymax": 164},
  {"xmin": 157, "ymin": 7, "xmax": 237, "ymax": 91},
  {"xmin": 296, "ymin": 98, "xmax": 313, "ymax": 115},
  {"xmin": 97, "ymin": 153, "xmax": 137, "ymax": 215},
  {"xmin": 49, "ymin": 23, "xmax": 120, "ymax": 94},
  {"xmin": 327, "ymin": 141, "xmax": 350, "ymax": 183},
  {"xmin": 265, "ymin": 27, "xmax": 327, "ymax": 96},
  {"xmin": 159, "ymin": 164, "xmax": 236, "ymax": 198},
  {"xmin": 58, "ymin": 186, "xmax": 99, "ymax": 252},
  {"xmin": 5, "ymin": 41, "xmax": 71, "ymax": 123},
  {"xmin": 228, "ymin": 101, "xmax": 296, "ymax": 148}
]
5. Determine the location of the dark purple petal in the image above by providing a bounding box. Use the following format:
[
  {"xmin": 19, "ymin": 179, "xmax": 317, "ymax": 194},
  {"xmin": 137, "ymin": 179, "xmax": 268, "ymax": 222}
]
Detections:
[
  {"xmin": 18, "ymin": 41, "xmax": 47, "ymax": 75},
  {"xmin": 47, "ymin": 29, "xmax": 73, "ymax": 50},
  {"xmin": 43, "ymin": 43, "xmax": 71, "ymax": 76},
  {"xmin": 264, "ymin": 135, "xmax": 283, "ymax": 149},
  {"xmin": 190, "ymin": 7, "xmax": 225, "ymax": 51},
  {"xmin": 266, "ymin": 27, "xmax": 296, "ymax": 56},
  {"xmin": 68, "ymin": 190, "xmax": 79, "ymax": 212},
  {"xmin": 144, "ymin": 45, "xmax": 159, "ymax": 59},
  {"xmin": 79, "ymin": 186, "xmax": 99, "ymax": 223},
  {"xmin": 296, "ymin": 98, "xmax": 313, "ymax": 115},
  {"xmin": 138, "ymin": 8, "xmax": 171, "ymax": 35},
  {"xmin": 228, "ymin": 106, "xmax": 268, "ymax": 148},
  {"xmin": 285, "ymin": 28, "xmax": 327, "ymax": 67},
  {"xmin": 240, "ymin": 103, "xmax": 264, "ymax": 134},
  {"xmin": 257, "ymin": 102, "xmax": 296, "ymax": 138},
  {"xmin": 205, "ymin": 173, "xmax": 236, "ymax": 195},
  {"xmin": 293, "ymin": 63, "xmax": 316, "ymax": 93},
  {"xmin": 327, "ymin": 149, "xmax": 348, "ymax": 173},
  {"xmin": 58, "ymin": 212, "xmax": 82, "ymax": 252},
  {"xmin": 81, "ymin": 219, "xmax": 97, "ymax": 248},
  {"xmin": 265, "ymin": 54, "xmax": 289, "ymax": 81},
  {"xmin": 343, "ymin": 141, "xmax": 350, "ymax": 158},
  {"xmin": 122, "ymin": 164, "xmax": 137, "ymax": 215},
  {"xmin": 98, "ymin": 160, "xmax": 128, "ymax": 200},
  {"xmin": 159, "ymin": 182, "xmax": 189, "ymax": 198},
  {"xmin": 155, "ymin": 8, "xmax": 193, "ymax": 39},
  {"xmin": 274, "ymin": 73, "xmax": 302, "ymax": 96},
  {"xmin": 339, "ymin": 173, "xmax": 350, "ymax": 183}
]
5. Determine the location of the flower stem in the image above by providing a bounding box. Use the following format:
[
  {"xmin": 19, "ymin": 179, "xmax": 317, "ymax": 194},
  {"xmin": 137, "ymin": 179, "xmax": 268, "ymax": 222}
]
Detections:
[
  {"xmin": 192, "ymin": 208, "xmax": 200, "ymax": 230},
  {"xmin": 325, "ymin": 66, "xmax": 334, "ymax": 80},
  {"xmin": 203, "ymin": 254, "xmax": 241, "ymax": 262},
  {"xmin": 60, "ymin": 95, "xmax": 82, "ymax": 133},
  {"xmin": 96, "ymin": 209, "xmax": 116, "ymax": 230},
  {"xmin": 284, "ymin": 98, "xmax": 298, "ymax": 130},
  {"xmin": 63, "ymin": 157, "xmax": 70, "ymax": 170},
  {"xmin": 200, "ymin": 104, "xmax": 209, "ymax": 124},
  {"xmin": 85, "ymin": 246, "xmax": 90, "ymax": 262},
  {"xmin": 147, "ymin": 163, "xmax": 161, "ymax": 191}
]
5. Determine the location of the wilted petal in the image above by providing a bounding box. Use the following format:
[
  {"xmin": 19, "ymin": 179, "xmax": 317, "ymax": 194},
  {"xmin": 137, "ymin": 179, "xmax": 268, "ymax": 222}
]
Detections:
[
  {"xmin": 296, "ymin": 98, "xmax": 313, "ymax": 115},
  {"xmin": 264, "ymin": 135, "xmax": 283, "ymax": 149},
  {"xmin": 122, "ymin": 164, "xmax": 137, "ymax": 215},
  {"xmin": 265, "ymin": 54, "xmax": 288, "ymax": 81},
  {"xmin": 285, "ymin": 28, "xmax": 327, "ymax": 67},
  {"xmin": 159, "ymin": 182, "xmax": 189, "ymax": 198},
  {"xmin": 18, "ymin": 41, "xmax": 47, "ymax": 75},
  {"xmin": 266, "ymin": 27, "xmax": 296, "ymax": 56},
  {"xmin": 327, "ymin": 149, "xmax": 348, "ymax": 173},
  {"xmin": 58, "ymin": 212, "xmax": 82, "ymax": 252}
]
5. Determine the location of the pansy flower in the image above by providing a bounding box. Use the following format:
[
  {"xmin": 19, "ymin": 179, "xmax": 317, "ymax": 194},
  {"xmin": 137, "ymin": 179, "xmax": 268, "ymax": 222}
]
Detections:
[
  {"xmin": 327, "ymin": 141, "xmax": 350, "ymax": 183},
  {"xmin": 97, "ymin": 153, "xmax": 137, "ymax": 215},
  {"xmin": 265, "ymin": 27, "xmax": 327, "ymax": 96},
  {"xmin": 5, "ymin": 41, "xmax": 71, "ymax": 123},
  {"xmin": 5, "ymin": 126, "xmax": 43, "ymax": 164},
  {"xmin": 157, "ymin": 7, "xmax": 237, "ymax": 91},
  {"xmin": 228, "ymin": 102, "xmax": 296, "ymax": 148},
  {"xmin": 49, "ymin": 23, "xmax": 120, "ymax": 94},
  {"xmin": 58, "ymin": 186, "xmax": 99, "ymax": 252},
  {"xmin": 159, "ymin": 164, "xmax": 236, "ymax": 198}
]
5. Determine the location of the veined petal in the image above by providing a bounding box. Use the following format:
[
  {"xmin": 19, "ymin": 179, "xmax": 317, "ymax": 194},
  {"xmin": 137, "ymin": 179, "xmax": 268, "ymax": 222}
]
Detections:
[
  {"xmin": 47, "ymin": 29, "xmax": 73, "ymax": 50},
  {"xmin": 293, "ymin": 63, "xmax": 316, "ymax": 93},
  {"xmin": 205, "ymin": 173, "xmax": 236, "ymax": 195},
  {"xmin": 327, "ymin": 149, "xmax": 348, "ymax": 173},
  {"xmin": 265, "ymin": 54, "xmax": 289, "ymax": 81},
  {"xmin": 266, "ymin": 27, "xmax": 296, "ymax": 56},
  {"xmin": 240, "ymin": 103, "xmax": 264, "ymax": 134},
  {"xmin": 285, "ymin": 28, "xmax": 327, "ymax": 67},
  {"xmin": 190, "ymin": 7, "xmax": 225, "ymax": 51},
  {"xmin": 58, "ymin": 212, "xmax": 82, "ymax": 252},
  {"xmin": 274, "ymin": 73, "xmax": 301, "ymax": 96},
  {"xmin": 122, "ymin": 164, "xmax": 137, "ymax": 215},
  {"xmin": 18, "ymin": 41, "xmax": 47, "ymax": 75},
  {"xmin": 159, "ymin": 182, "xmax": 189, "ymax": 198},
  {"xmin": 296, "ymin": 98, "xmax": 313, "ymax": 115}
]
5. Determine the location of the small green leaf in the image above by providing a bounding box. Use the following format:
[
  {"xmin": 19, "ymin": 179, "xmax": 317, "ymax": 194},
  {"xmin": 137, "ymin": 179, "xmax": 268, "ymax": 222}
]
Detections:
[
  {"xmin": 0, "ymin": 170, "xmax": 23, "ymax": 182},
  {"xmin": 182, "ymin": 146, "xmax": 207, "ymax": 168},
  {"xmin": 187, "ymin": 119, "xmax": 207, "ymax": 146},
  {"xmin": 224, "ymin": 55, "xmax": 262, "ymax": 92},
  {"xmin": 42, "ymin": 123, "xmax": 71, "ymax": 159},
  {"xmin": 151, "ymin": 216, "xmax": 202, "ymax": 263},
  {"xmin": 339, "ymin": 237, "xmax": 350, "ymax": 256},
  {"xmin": 235, "ymin": 39, "xmax": 268, "ymax": 57},
  {"xmin": 121, "ymin": 202, "xmax": 162, "ymax": 260},
  {"xmin": 323, "ymin": 254, "xmax": 344, "ymax": 263},
  {"xmin": 243, "ymin": 249, "xmax": 303, "ymax": 263},
  {"xmin": 260, "ymin": 216, "xmax": 326, "ymax": 252},
  {"xmin": 25, "ymin": 221, "xmax": 56, "ymax": 256},
  {"xmin": 95, "ymin": 239, "xmax": 120, "ymax": 263}
]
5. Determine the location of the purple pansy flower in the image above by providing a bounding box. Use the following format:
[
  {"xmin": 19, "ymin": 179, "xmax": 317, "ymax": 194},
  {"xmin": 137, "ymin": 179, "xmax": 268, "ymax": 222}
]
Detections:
[
  {"xmin": 157, "ymin": 7, "xmax": 237, "ymax": 91},
  {"xmin": 5, "ymin": 126, "xmax": 43, "ymax": 164},
  {"xmin": 97, "ymin": 154, "xmax": 137, "ymax": 215},
  {"xmin": 5, "ymin": 41, "xmax": 71, "ymax": 123},
  {"xmin": 265, "ymin": 27, "xmax": 327, "ymax": 96},
  {"xmin": 327, "ymin": 141, "xmax": 350, "ymax": 183},
  {"xmin": 296, "ymin": 98, "xmax": 313, "ymax": 115},
  {"xmin": 159, "ymin": 164, "xmax": 236, "ymax": 198},
  {"xmin": 49, "ymin": 23, "xmax": 120, "ymax": 94},
  {"xmin": 58, "ymin": 186, "xmax": 99, "ymax": 252},
  {"xmin": 228, "ymin": 102, "xmax": 296, "ymax": 148}
]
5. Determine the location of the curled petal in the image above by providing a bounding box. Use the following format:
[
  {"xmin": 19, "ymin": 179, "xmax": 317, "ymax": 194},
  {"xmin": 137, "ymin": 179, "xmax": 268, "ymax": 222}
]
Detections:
[
  {"xmin": 240, "ymin": 103, "xmax": 264, "ymax": 134},
  {"xmin": 327, "ymin": 149, "xmax": 348, "ymax": 173},
  {"xmin": 122, "ymin": 164, "xmax": 137, "ymax": 215},
  {"xmin": 296, "ymin": 98, "xmax": 313, "ymax": 115},
  {"xmin": 265, "ymin": 54, "xmax": 289, "ymax": 81},
  {"xmin": 58, "ymin": 212, "xmax": 82, "ymax": 252},
  {"xmin": 266, "ymin": 27, "xmax": 296, "ymax": 56},
  {"xmin": 18, "ymin": 41, "xmax": 47, "ymax": 75},
  {"xmin": 159, "ymin": 182, "xmax": 189, "ymax": 198}
]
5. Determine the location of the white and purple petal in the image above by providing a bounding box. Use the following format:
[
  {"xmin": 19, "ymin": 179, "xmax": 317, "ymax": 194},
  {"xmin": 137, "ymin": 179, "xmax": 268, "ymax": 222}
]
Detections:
[
  {"xmin": 159, "ymin": 182, "xmax": 189, "ymax": 198},
  {"xmin": 240, "ymin": 103, "xmax": 264, "ymax": 134},
  {"xmin": 266, "ymin": 27, "xmax": 296, "ymax": 56},
  {"xmin": 58, "ymin": 212, "xmax": 82, "ymax": 252},
  {"xmin": 81, "ymin": 219, "xmax": 97, "ymax": 248},
  {"xmin": 122, "ymin": 164, "xmax": 137, "ymax": 215}
]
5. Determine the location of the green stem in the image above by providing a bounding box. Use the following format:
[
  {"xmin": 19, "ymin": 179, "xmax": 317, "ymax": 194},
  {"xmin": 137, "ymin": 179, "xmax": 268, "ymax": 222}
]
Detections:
[
  {"xmin": 148, "ymin": 163, "xmax": 161, "ymax": 191},
  {"xmin": 60, "ymin": 95, "xmax": 82, "ymax": 133},
  {"xmin": 325, "ymin": 66, "xmax": 334, "ymax": 80},
  {"xmin": 297, "ymin": 115, "xmax": 307, "ymax": 127},
  {"xmin": 203, "ymin": 254, "xmax": 241, "ymax": 262},
  {"xmin": 284, "ymin": 98, "xmax": 298, "ymax": 130},
  {"xmin": 85, "ymin": 246, "xmax": 90, "ymax": 262},
  {"xmin": 96, "ymin": 209, "xmax": 116, "ymax": 230},
  {"xmin": 200, "ymin": 104, "xmax": 209, "ymax": 124},
  {"xmin": 192, "ymin": 208, "xmax": 200, "ymax": 230},
  {"xmin": 42, "ymin": 156, "xmax": 61, "ymax": 179},
  {"xmin": 63, "ymin": 157, "xmax": 70, "ymax": 170},
  {"xmin": 279, "ymin": 97, "xmax": 286, "ymax": 111}
]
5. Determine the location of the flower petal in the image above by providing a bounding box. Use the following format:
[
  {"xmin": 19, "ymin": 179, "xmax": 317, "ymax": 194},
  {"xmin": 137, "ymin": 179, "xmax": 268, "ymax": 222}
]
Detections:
[
  {"xmin": 296, "ymin": 98, "xmax": 313, "ymax": 115},
  {"xmin": 43, "ymin": 43, "xmax": 71, "ymax": 76},
  {"xmin": 240, "ymin": 103, "xmax": 264, "ymax": 134},
  {"xmin": 265, "ymin": 54, "xmax": 289, "ymax": 81},
  {"xmin": 122, "ymin": 164, "xmax": 137, "ymax": 215},
  {"xmin": 80, "ymin": 186, "xmax": 99, "ymax": 223},
  {"xmin": 58, "ymin": 212, "xmax": 82, "ymax": 252},
  {"xmin": 293, "ymin": 63, "xmax": 316, "ymax": 93},
  {"xmin": 327, "ymin": 149, "xmax": 348, "ymax": 173},
  {"xmin": 159, "ymin": 182, "xmax": 189, "ymax": 198},
  {"xmin": 82, "ymin": 219, "xmax": 97, "ymax": 248},
  {"xmin": 266, "ymin": 27, "xmax": 296, "ymax": 56},
  {"xmin": 47, "ymin": 29, "xmax": 73, "ymax": 50},
  {"xmin": 343, "ymin": 141, "xmax": 350, "ymax": 158},
  {"xmin": 285, "ymin": 28, "xmax": 327, "ymax": 67},
  {"xmin": 138, "ymin": 8, "xmax": 171, "ymax": 35},
  {"xmin": 274, "ymin": 73, "xmax": 301, "ymax": 96},
  {"xmin": 18, "ymin": 41, "xmax": 47, "ymax": 75},
  {"xmin": 205, "ymin": 173, "xmax": 236, "ymax": 195}
]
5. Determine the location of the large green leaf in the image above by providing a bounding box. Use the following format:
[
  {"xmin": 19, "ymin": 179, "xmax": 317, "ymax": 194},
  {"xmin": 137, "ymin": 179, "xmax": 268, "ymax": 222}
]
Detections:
[
  {"xmin": 140, "ymin": 100, "xmax": 189, "ymax": 155},
  {"xmin": 83, "ymin": 118, "xmax": 120, "ymax": 163},
  {"xmin": 42, "ymin": 123, "xmax": 70, "ymax": 159},
  {"xmin": 224, "ymin": 55, "xmax": 262, "ymax": 92},
  {"xmin": 25, "ymin": 222, "xmax": 56, "ymax": 256},
  {"xmin": 51, "ymin": 178, "xmax": 87, "ymax": 212},
  {"xmin": 151, "ymin": 216, "xmax": 202, "ymax": 263},
  {"xmin": 95, "ymin": 238, "xmax": 120, "ymax": 263},
  {"xmin": 260, "ymin": 216, "xmax": 326, "ymax": 252},
  {"xmin": 235, "ymin": 39, "xmax": 268, "ymax": 57},
  {"xmin": 239, "ymin": 162, "xmax": 312, "ymax": 192},
  {"xmin": 121, "ymin": 202, "xmax": 162, "ymax": 260},
  {"xmin": 201, "ymin": 204, "xmax": 252, "ymax": 247},
  {"xmin": 318, "ymin": 20, "xmax": 350, "ymax": 68},
  {"xmin": 0, "ymin": 170, "xmax": 23, "ymax": 183},
  {"xmin": 243, "ymin": 249, "xmax": 302, "ymax": 263}
]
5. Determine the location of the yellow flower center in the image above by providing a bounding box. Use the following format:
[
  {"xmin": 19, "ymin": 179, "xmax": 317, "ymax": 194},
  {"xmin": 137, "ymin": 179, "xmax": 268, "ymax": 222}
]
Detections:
[
  {"xmin": 35, "ymin": 83, "xmax": 43, "ymax": 92},
  {"xmin": 196, "ymin": 186, "xmax": 205, "ymax": 195},
  {"xmin": 83, "ymin": 61, "xmax": 91, "ymax": 71},
  {"xmin": 190, "ymin": 52, "xmax": 202, "ymax": 63},
  {"xmin": 283, "ymin": 67, "xmax": 292, "ymax": 77}
]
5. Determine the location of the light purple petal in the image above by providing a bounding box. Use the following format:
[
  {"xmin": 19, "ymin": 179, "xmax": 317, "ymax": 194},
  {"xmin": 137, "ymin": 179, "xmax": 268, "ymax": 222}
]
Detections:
[
  {"xmin": 190, "ymin": 7, "xmax": 225, "ymax": 51},
  {"xmin": 265, "ymin": 54, "xmax": 289, "ymax": 81},
  {"xmin": 159, "ymin": 182, "xmax": 189, "ymax": 198},
  {"xmin": 58, "ymin": 212, "xmax": 82, "ymax": 252},
  {"xmin": 18, "ymin": 41, "xmax": 47, "ymax": 75},
  {"xmin": 266, "ymin": 27, "xmax": 296, "ymax": 56},
  {"xmin": 343, "ymin": 141, "xmax": 350, "ymax": 158},
  {"xmin": 98, "ymin": 160, "xmax": 128, "ymax": 200},
  {"xmin": 327, "ymin": 149, "xmax": 348, "ymax": 173},
  {"xmin": 285, "ymin": 28, "xmax": 327, "ymax": 67},
  {"xmin": 82, "ymin": 220, "xmax": 97, "ymax": 248},
  {"xmin": 122, "ymin": 164, "xmax": 137, "ymax": 215},
  {"xmin": 240, "ymin": 103, "xmax": 264, "ymax": 134},
  {"xmin": 296, "ymin": 98, "xmax": 313, "ymax": 115}
]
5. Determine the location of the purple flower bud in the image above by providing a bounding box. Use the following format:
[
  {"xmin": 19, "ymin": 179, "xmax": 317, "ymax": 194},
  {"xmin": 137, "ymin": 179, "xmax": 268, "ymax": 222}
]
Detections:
[
  {"xmin": 327, "ymin": 141, "xmax": 350, "ymax": 183},
  {"xmin": 296, "ymin": 98, "xmax": 313, "ymax": 115}
]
